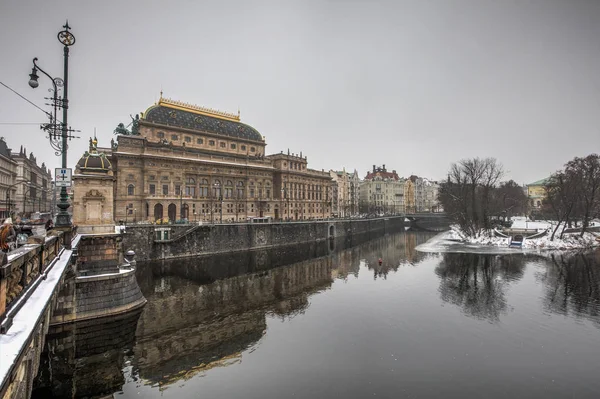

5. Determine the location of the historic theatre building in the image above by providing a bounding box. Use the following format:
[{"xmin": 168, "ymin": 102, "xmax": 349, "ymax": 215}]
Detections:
[{"xmin": 104, "ymin": 97, "xmax": 332, "ymax": 224}]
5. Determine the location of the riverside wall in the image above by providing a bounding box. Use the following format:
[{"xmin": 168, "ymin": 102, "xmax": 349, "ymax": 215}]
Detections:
[{"xmin": 123, "ymin": 216, "xmax": 408, "ymax": 262}]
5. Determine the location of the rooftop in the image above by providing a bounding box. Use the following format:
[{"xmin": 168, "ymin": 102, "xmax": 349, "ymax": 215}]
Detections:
[{"xmin": 143, "ymin": 97, "xmax": 263, "ymax": 143}]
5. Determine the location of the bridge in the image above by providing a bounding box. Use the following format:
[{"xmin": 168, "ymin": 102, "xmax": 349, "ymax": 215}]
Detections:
[{"xmin": 0, "ymin": 230, "xmax": 145, "ymax": 399}]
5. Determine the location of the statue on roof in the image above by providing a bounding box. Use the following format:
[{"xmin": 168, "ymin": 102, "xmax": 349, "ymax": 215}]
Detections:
[
  {"xmin": 130, "ymin": 114, "xmax": 140, "ymax": 135},
  {"xmin": 113, "ymin": 122, "xmax": 131, "ymax": 136}
]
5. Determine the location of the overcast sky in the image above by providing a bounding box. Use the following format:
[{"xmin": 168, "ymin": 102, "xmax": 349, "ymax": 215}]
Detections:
[{"xmin": 1, "ymin": 0, "xmax": 598, "ymax": 184}]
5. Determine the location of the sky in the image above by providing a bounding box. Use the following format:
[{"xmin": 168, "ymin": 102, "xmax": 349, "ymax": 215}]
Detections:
[{"xmin": 1, "ymin": 0, "xmax": 599, "ymax": 184}]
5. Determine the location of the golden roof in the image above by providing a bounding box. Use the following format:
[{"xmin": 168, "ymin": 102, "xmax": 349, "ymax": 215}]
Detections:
[{"xmin": 158, "ymin": 97, "xmax": 240, "ymax": 122}]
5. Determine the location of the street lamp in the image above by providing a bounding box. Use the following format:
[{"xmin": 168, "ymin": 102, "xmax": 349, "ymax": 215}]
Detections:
[{"xmin": 29, "ymin": 21, "xmax": 75, "ymax": 231}]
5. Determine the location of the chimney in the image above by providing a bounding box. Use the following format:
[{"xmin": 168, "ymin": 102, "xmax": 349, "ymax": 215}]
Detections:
[
  {"xmin": 373, "ymin": 165, "xmax": 376, "ymax": 173},
  {"xmin": 383, "ymin": 164, "xmax": 386, "ymax": 171},
  {"xmin": 392, "ymin": 170, "xmax": 396, "ymax": 174}
]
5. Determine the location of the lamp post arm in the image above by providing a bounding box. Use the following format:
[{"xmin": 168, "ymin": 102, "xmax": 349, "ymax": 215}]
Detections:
[{"xmin": 32, "ymin": 58, "xmax": 58, "ymax": 95}]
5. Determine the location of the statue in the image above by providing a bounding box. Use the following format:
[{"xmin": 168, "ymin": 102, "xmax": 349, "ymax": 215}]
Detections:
[
  {"xmin": 113, "ymin": 122, "xmax": 130, "ymax": 136},
  {"xmin": 130, "ymin": 114, "xmax": 140, "ymax": 135}
]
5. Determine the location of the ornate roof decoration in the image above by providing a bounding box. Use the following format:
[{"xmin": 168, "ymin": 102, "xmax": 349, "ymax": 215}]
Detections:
[
  {"xmin": 142, "ymin": 97, "xmax": 263, "ymax": 143},
  {"xmin": 76, "ymin": 136, "xmax": 112, "ymax": 173},
  {"xmin": 159, "ymin": 97, "xmax": 240, "ymax": 121}
]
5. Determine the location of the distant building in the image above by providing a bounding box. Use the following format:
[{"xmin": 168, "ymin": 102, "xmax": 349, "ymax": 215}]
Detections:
[
  {"xmin": 329, "ymin": 168, "xmax": 360, "ymax": 217},
  {"xmin": 0, "ymin": 138, "xmax": 17, "ymax": 219},
  {"xmin": 359, "ymin": 165, "xmax": 404, "ymax": 215},
  {"xmin": 527, "ymin": 178, "xmax": 548, "ymax": 210},
  {"xmin": 10, "ymin": 146, "xmax": 52, "ymax": 218},
  {"xmin": 405, "ymin": 175, "xmax": 440, "ymax": 213}
]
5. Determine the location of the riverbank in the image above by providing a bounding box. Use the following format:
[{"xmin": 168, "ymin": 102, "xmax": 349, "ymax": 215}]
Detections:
[{"xmin": 123, "ymin": 216, "xmax": 421, "ymax": 262}]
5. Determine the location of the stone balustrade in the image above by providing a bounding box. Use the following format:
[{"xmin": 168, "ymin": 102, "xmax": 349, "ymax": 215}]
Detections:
[{"xmin": 0, "ymin": 232, "xmax": 66, "ymax": 328}]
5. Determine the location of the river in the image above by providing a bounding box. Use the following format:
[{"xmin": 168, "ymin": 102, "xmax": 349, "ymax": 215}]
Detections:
[{"xmin": 33, "ymin": 231, "xmax": 600, "ymax": 398}]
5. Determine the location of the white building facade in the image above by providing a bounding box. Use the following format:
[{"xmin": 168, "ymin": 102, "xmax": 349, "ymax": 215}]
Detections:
[{"xmin": 359, "ymin": 165, "xmax": 405, "ymax": 215}]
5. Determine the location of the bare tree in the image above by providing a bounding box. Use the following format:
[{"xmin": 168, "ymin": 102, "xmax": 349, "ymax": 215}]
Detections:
[
  {"xmin": 438, "ymin": 157, "xmax": 504, "ymax": 236},
  {"xmin": 565, "ymin": 154, "xmax": 600, "ymax": 236},
  {"xmin": 543, "ymin": 171, "xmax": 578, "ymax": 240}
]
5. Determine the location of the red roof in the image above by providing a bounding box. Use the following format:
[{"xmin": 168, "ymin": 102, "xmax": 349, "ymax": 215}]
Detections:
[{"xmin": 364, "ymin": 171, "xmax": 400, "ymax": 181}]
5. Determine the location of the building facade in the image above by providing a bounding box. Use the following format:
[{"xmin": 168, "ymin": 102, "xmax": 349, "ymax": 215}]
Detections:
[
  {"xmin": 359, "ymin": 165, "xmax": 405, "ymax": 215},
  {"xmin": 329, "ymin": 168, "xmax": 360, "ymax": 217},
  {"xmin": 0, "ymin": 138, "xmax": 17, "ymax": 220},
  {"xmin": 527, "ymin": 178, "xmax": 548, "ymax": 210},
  {"xmin": 72, "ymin": 137, "xmax": 115, "ymax": 232},
  {"xmin": 405, "ymin": 175, "xmax": 440, "ymax": 213},
  {"xmin": 105, "ymin": 97, "xmax": 331, "ymax": 223},
  {"xmin": 10, "ymin": 146, "xmax": 52, "ymax": 218}
]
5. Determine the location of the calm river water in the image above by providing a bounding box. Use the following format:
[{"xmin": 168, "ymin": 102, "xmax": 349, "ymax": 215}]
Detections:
[{"xmin": 34, "ymin": 231, "xmax": 600, "ymax": 398}]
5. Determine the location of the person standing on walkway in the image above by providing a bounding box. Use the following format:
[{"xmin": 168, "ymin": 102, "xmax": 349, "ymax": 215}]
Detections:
[{"xmin": 0, "ymin": 218, "xmax": 16, "ymax": 253}]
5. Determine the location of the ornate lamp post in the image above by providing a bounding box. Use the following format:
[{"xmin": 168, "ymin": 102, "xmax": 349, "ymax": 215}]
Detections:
[{"xmin": 28, "ymin": 21, "xmax": 75, "ymax": 231}]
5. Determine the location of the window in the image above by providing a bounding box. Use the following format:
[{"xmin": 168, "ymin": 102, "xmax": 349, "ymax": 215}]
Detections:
[
  {"xmin": 197, "ymin": 138, "xmax": 203, "ymax": 144},
  {"xmin": 157, "ymin": 131, "xmax": 165, "ymax": 138},
  {"xmin": 266, "ymin": 189, "xmax": 270, "ymax": 199},
  {"xmin": 236, "ymin": 181, "xmax": 244, "ymax": 198},
  {"xmin": 161, "ymin": 176, "xmax": 169, "ymax": 180},
  {"xmin": 220, "ymin": 142, "xmax": 226, "ymax": 148},
  {"xmin": 230, "ymin": 143, "xmax": 236, "ymax": 149},
  {"xmin": 209, "ymin": 140, "xmax": 215, "ymax": 146},
  {"xmin": 186, "ymin": 186, "xmax": 196, "ymax": 196},
  {"xmin": 185, "ymin": 136, "xmax": 191, "ymax": 143},
  {"xmin": 149, "ymin": 175, "xmax": 156, "ymax": 181},
  {"xmin": 149, "ymin": 184, "xmax": 156, "ymax": 195},
  {"xmin": 250, "ymin": 188, "xmax": 255, "ymax": 198},
  {"xmin": 241, "ymin": 145, "xmax": 246, "ymax": 151},
  {"xmin": 175, "ymin": 185, "xmax": 181, "ymax": 196},
  {"xmin": 250, "ymin": 147, "xmax": 256, "ymax": 152},
  {"xmin": 127, "ymin": 184, "xmax": 135, "ymax": 195},
  {"xmin": 171, "ymin": 134, "xmax": 178, "ymax": 140},
  {"xmin": 200, "ymin": 178, "xmax": 209, "ymax": 197},
  {"xmin": 186, "ymin": 177, "xmax": 195, "ymax": 184},
  {"xmin": 225, "ymin": 180, "xmax": 233, "ymax": 198},
  {"xmin": 162, "ymin": 185, "xmax": 169, "ymax": 195},
  {"xmin": 213, "ymin": 180, "xmax": 222, "ymax": 198}
]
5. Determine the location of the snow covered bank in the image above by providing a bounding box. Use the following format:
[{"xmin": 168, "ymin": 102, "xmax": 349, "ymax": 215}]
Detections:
[{"xmin": 416, "ymin": 225, "xmax": 599, "ymax": 254}]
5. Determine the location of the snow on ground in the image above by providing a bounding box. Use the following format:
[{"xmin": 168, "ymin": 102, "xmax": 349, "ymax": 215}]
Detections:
[
  {"xmin": 0, "ymin": 247, "xmax": 73, "ymax": 389},
  {"xmin": 416, "ymin": 223, "xmax": 599, "ymax": 254}
]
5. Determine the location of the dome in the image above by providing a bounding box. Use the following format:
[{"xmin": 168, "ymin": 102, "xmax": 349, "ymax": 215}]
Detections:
[{"xmin": 76, "ymin": 137, "xmax": 112, "ymax": 173}]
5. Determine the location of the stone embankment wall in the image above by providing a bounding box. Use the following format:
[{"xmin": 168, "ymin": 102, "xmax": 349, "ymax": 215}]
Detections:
[
  {"xmin": 52, "ymin": 234, "xmax": 146, "ymax": 325},
  {"xmin": 123, "ymin": 216, "xmax": 407, "ymax": 262}
]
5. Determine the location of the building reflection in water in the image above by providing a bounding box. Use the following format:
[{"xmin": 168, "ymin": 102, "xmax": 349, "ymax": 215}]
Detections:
[
  {"xmin": 133, "ymin": 240, "xmax": 338, "ymax": 389},
  {"xmin": 536, "ymin": 251, "xmax": 600, "ymax": 327},
  {"xmin": 361, "ymin": 230, "xmax": 434, "ymax": 280},
  {"xmin": 33, "ymin": 230, "xmax": 442, "ymax": 397},
  {"xmin": 132, "ymin": 231, "xmax": 439, "ymax": 388},
  {"xmin": 435, "ymin": 253, "xmax": 527, "ymax": 322}
]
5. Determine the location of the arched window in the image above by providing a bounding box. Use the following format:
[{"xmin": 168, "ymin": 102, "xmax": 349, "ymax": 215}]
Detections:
[
  {"xmin": 213, "ymin": 179, "xmax": 222, "ymax": 198},
  {"xmin": 127, "ymin": 184, "xmax": 134, "ymax": 195},
  {"xmin": 236, "ymin": 181, "xmax": 244, "ymax": 198},
  {"xmin": 186, "ymin": 177, "xmax": 195, "ymax": 184},
  {"xmin": 200, "ymin": 178, "xmax": 209, "ymax": 197},
  {"xmin": 225, "ymin": 180, "xmax": 233, "ymax": 198}
]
